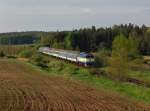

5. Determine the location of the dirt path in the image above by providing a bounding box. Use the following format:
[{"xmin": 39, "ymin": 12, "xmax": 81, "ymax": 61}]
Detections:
[{"xmin": 0, "ymin": 59, "xmax": 149, "ymax": 111}]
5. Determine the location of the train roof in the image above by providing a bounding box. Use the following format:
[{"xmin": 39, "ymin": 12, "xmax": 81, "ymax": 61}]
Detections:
[
  {"xmin": 40, "ymin": 47, "xmax": 94, "ymax": 58},
  {"xmin": 50, "ymin": 48, "xmax": 80, "ymax": 55},
  {"xmin": 40, "ymin": 47, "xmax": 79, "ymax": 58}
]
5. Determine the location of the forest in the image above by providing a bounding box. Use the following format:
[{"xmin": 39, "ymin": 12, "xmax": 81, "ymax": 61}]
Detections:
[
  {"xmin": 0, "ymin": 31, "xmax": 41, "ymax": 45},
  {"xmin": 0, "ymin": 24, "xmax": 150, "ymax": 55}
]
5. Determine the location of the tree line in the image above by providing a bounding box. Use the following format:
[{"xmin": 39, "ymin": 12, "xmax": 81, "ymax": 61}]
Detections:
[
  {"xmin": 0, "ymin": 32, "xmax": 41, "ymax": 45},
  {"xmin": 0, "ymin": 24, "xmax": 150, "ymax": 55},
  {"xmin": 40, "ymin": 24, "xmax": 150, "ymax": 55}
]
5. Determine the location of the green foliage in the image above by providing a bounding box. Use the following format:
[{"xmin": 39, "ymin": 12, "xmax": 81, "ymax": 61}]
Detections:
[
  {"xmin": 52, "ymin": 42, "xmax": 65, "ymax": 49},
  {"xmin": 128, "ymin": 37, "xmax": 140, "ymax": 59},
  {"xmin": 19, "ymin": 50, "xmax": 33, "ymax": 58},
  {"xmin": 112, "ymin": 34, "xmax": 129, "ymax": 58},
  {"xmin": 47, "ymin": 61, "xmax": 65, "ymax": 72},
  {"xmin": 40, "ymin": 34, "xmax": 55, "ymax": 47},
  {"xmin": 140, "ymin": 32, "xmax": 150, "ymax": 55},
  {"xmin": 0, "ymin": 33, "xmax": 39, "ymax": 45},
  {"xmin": 30, "ymin": 54, "xmax": 48, "ymax": 68},
  {"xmin": 107, "ymin": 56, "xmax": 129, "ymax": 81},
  {"xmin": 0, "ymin": 24, "xmax": 149, "ymax": 55},
  {"xmin": 112, "ymin": 34, "xmax": 139, "ymax": 59},
  {"xmin": 95, "ymin": 48, "xmax": 110, "ymax": 67},
  {"xmin": 64, "ymin": 33, "xmax": 73, "ymax": 49},
  {"xmin": 108, "ymin": 34, "xmax": 139, "ymax": 81},
  {"xmin": 129, "ymin": 70, "xmax": 150, "ymax": 85},
  {"xmin": 89, "ymin": 68, "xmax": 105, "ymax": 76}
]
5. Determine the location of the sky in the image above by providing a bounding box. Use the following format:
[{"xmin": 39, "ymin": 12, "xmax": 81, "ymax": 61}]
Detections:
[{"xmin": 0, "ymin": 0, "xmax": 150, "ymax": 33}]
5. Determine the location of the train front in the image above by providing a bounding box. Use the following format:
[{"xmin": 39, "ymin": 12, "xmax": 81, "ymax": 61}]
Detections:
[{"xmin": 77, "ymin": 52, "xmax": 95, "ymax": 67}]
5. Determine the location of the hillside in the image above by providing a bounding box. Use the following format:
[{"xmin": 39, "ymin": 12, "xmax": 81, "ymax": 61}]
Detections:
[{"xmin": 0, "ymin": 59, "xmax": 149, "ymax": 111}]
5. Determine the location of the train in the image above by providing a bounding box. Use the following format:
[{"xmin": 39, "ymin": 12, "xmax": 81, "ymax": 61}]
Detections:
[{"xmin": 38, "ymin": 47, "xmax": 95, "ymax": 67}]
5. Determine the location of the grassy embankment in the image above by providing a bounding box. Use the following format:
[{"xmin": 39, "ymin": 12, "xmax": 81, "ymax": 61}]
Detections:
[{"xmin": 26, "ymin": 56, "xmax": 150, "ymax": 104}]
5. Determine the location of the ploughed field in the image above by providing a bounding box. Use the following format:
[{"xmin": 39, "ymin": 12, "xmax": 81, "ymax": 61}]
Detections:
[{"xmin": 0, "ymin": 59, "xmax": 149, "ymax": 111}]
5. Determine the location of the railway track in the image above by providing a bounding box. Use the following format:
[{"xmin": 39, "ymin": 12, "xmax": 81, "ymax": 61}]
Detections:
[{"xmin": 0, "ymin": 59, "xmax": 149, "ymax": 111}]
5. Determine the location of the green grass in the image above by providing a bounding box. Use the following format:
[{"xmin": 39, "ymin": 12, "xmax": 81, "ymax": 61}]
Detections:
[{"xmin": 129, "ymin": 70, "xmax": 150, "ymax": 84}]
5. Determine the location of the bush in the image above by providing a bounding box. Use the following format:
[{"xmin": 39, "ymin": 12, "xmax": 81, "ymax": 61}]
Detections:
[
  {"xmin": 19, "ymin": 50, "xmax": 33, "ymax": 58},
  {"xmin": 30, "ymin": 54, "xmax": 48, "ymax": 68},
  {"xmin": 63, "ymin": 66, "xmax": 79, "ymax": 75},
  {"xmin": 95, "ymin": 49, "xmax": 110, "ymax": 67},
  {"xmin": 48, "ymin": 61, "xmax": 65, "ymax": 72},
  {"xmin": 89, "ymin": 68, "xmax": 105, "ymax": 76}
]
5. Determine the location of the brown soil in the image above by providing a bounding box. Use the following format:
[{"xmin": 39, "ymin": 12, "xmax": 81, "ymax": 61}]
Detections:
[{"xmin": 0, "ymin": 59, "xmax": 149, "ymax": 111}]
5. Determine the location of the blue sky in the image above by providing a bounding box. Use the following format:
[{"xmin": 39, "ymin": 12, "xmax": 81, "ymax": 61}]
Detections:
[{"xmin": 0, "ymin": 0, "xmax": 150, "ymax": 32}]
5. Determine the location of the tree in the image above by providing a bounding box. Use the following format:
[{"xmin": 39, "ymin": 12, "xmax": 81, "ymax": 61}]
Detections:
[
  {"xmin": 64, "ymin": 33, "xmax": 73, "ymax": 49},
  {"xmin": 108, "ymin": 56, "xmax": 129, "ymax": 81},
  {"xmin": 108, "ymin": 34, "xmax": 139, "ymax": 81},
  {"xmin": 112, "ymin": 34, "xmax": 129, "ymax": 58},
  {"xmin": 0, "ymin": 24, "xmax": 149, "ymax": 54},
  {"xmin": 128, "ymin": 37, "xmax": 139, "ymax": 59},
  {"xmin": 40, "ymin": 34, "xmax": 55, "ymax": 47}
]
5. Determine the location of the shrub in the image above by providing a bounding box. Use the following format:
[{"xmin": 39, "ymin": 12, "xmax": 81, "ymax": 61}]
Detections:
[
  {"xmin": 89, "ymin": 68, "xmax": 105, "ymax": 76},
  {"xmin": 30, "ymin": 54, "xmax": 48, "ymax": 68},
  {"xmin": 19, "ymin": 50, "xmax": 33, "ymax": 58},
  {"xmin": 95, "ymin": 49, "xmax": 110, "ymax": 67},
  {"xmin": 48, "ymin": 61, "xmax": 65, "ymax": 72}
]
